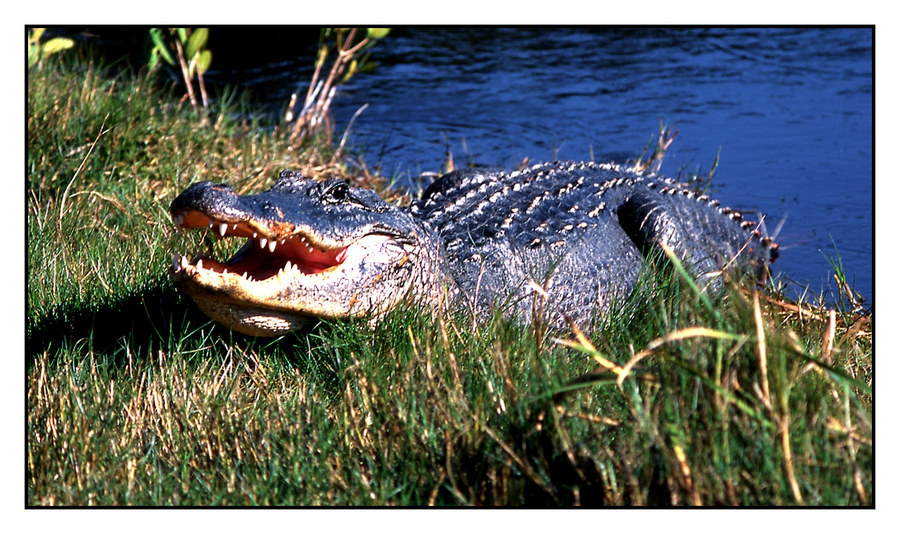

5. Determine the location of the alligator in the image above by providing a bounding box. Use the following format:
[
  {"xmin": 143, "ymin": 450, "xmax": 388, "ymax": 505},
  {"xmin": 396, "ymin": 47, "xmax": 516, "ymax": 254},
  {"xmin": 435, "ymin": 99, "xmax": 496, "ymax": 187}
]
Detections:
[{"xmin": 170, "ymin": 161, "xmax": 778, "ymax": 336}]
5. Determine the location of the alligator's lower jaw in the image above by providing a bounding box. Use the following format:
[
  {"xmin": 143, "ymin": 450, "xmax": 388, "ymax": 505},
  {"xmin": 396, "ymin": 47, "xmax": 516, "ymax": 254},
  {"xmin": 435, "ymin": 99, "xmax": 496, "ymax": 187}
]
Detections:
[
  {"xmin": 170, "ymin": 256, "xmax": 314, "ymax": 335},
  {"xmin": 191, "ymin": 297, "xmax": 311, "ymax": 336},
  {"xmin": 171, "ymin": 254, "xmax": 309, "ymax": 336}
]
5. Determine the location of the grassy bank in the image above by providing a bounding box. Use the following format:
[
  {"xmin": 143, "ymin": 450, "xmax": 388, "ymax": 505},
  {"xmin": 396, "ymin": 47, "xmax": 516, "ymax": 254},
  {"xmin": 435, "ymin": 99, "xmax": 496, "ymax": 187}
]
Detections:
[{"xmin": 26, "ymin": 54, "xmax": 872, "ymax": 506}]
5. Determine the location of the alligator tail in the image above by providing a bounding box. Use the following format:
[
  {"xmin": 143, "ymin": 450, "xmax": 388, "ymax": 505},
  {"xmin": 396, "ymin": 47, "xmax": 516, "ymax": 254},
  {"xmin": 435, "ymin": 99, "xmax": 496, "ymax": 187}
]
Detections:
[{"xmin": 617, "ymin": 187, "xmax": 778, "ymax": 290}]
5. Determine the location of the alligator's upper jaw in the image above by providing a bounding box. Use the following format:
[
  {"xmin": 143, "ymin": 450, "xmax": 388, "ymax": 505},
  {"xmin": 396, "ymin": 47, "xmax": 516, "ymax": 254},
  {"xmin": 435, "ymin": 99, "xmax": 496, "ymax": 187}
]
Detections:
[{"xmin": 170, "ymin": 207, "xmax": 394, "ymax": 336}]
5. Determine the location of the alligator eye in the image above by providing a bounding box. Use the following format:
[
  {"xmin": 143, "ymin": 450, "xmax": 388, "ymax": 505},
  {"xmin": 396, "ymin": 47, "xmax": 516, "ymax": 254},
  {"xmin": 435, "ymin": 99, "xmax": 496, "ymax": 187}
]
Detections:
[{"xmin": 324, "ymin": 180, "xmax": 350, "ymax": 202}]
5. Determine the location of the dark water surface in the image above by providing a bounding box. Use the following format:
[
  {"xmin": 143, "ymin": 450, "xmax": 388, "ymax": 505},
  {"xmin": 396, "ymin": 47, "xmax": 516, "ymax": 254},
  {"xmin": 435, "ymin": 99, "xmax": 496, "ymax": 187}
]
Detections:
[{"xmin": 197, "ymin": 27, "xmax": 873, "ymax": 305}]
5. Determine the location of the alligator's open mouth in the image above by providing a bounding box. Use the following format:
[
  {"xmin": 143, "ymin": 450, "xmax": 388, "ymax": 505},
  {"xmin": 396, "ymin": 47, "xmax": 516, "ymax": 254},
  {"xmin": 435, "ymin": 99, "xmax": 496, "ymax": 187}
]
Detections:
[
  {"xmin": 171, "ymin": 208, "xmax": 352, "ymax": 284},
  {"xmin": 170, "ymin": 208, "xmax": 384, "ymax": 336}
]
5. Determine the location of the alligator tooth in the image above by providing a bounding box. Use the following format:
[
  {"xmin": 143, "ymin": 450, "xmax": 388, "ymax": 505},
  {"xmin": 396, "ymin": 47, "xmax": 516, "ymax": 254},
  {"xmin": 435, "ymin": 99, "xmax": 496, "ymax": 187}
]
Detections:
[
  {"xmin": 222, "ymin": 267, "xmax": 228, "ymax": 275},
  {"xmin": 197, "ymin": 258, "xmax": 204, "ymax": 269},
  {"xmin": 259, "ymin": 237, "xmax": 268, "ymax": 249},
  {"xmin": 268, "ymin": 240, "xmax": 277, "ymax": 253},
  {"xmin": 219, "ymin": 222, "xmax": 228, "ymax": 237},
  {"xmin": 180, "ymin": 255, "xmax": 189, "ymax": 269},
  {"xmin": 284, "ymin": 260, "xmax": 293, "ymax": 271},
  {"xmin": 232, "ymin": 223, "xmax": 237, "ymax": 230},
  {"xmin": 253, "ymin": 232, "xmax": 258, "ymax": 239},
  {"xmin": 209, "ymin": 220, "xmax": 216, "ymax": 228},
  {"xmin": 242, "ymin": 272, "xmax": 249, "ymax": 280}
]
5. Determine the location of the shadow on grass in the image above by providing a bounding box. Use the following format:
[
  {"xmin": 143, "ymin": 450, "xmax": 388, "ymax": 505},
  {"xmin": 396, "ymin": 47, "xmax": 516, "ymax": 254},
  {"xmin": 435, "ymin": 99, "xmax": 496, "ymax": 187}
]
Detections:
[
  {"xmin": 27, "ymin": 283, "xmax": 310, "ymax": 359},
  {"xmin": 432, "ymin": 399, "xmax": 673, "ymax": 506},
  {"xmin": 26, "ymin": 281, "xmax": 347, "ymax": 390},
  {"xmin": 27, "ymin": 284, "xmax": 200, "ymax": 359}
]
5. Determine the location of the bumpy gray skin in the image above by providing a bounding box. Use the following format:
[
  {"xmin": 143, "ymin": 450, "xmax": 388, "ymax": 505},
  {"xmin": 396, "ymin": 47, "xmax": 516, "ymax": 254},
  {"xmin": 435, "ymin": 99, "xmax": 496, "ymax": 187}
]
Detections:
[
  {"xmin": 170, "ymin": 161, "xmax": 777, "ymax": 335},
  {"xmin": 411, "ymin": 161, "xmax": 776, "ymax": 326}
]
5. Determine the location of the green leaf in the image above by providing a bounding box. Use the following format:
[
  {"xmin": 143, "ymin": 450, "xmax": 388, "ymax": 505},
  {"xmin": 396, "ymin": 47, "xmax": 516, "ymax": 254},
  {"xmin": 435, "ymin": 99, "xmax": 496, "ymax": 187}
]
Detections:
[
  {"xmin": 41, "ymin": 37, "xmax": 74, "ymax": 57},
  {"xmin": 185, "ymin": 28, "xmax": 208, "ymax": 61},
  {"xmin": 341, "ymin": 58, "xmax": 358, "ymax": 83},
  {"xmin": 195, "ymin": 50, "xmax": 212, "ymax": 74},
  {"xmin": 28, "ymin": 44, "xmax": 40, "ymax": 67},
  {"xmin": 314, "ymin": 45, "xmax": 329, "ymax": 68},
  {"xmin": 29, "ymin": 28, "xmax": 46, "ymax": 46},
  {"xmin": 149, "ymin": 28, "xmax": 175, "ymax": 66},
  {"xmin": 188, "ymin": 50, "xmax": 211, "ymax": 78},
  {"xmin": 148, "ymin": 48, "xmax": 160, "ymax": 70},
  {"xmin": 367, "ymin": 28, "xmax": 390, "ymax": 39},
  {"xmin": 353, "ymin": 52, "xmax": 377, "ymax": 74},
  {"xmin": 355, "ymin": 60, "xmax": 378, "ymax": 75},
  {"xmin": 176, "ymin": 28, "xmax": 188, "ymax": 44}
]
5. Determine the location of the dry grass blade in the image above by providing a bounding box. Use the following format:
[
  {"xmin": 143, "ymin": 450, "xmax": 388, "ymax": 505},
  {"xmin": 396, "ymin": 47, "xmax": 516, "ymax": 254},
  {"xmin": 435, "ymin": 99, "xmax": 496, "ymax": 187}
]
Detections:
[
  {"xmin": 753, "ymin": 290, "xmax": 772, "ymax": 410},
  {"xmin": 58, "ymin": 114, "xmax": 110, "ymax": 228},
  {"xmin": 334, "ymin": 103, "xmax": 369, "ymax": 161},
  {"xmin": 759, "ymin": 292, "xmax": 827, "ymax": 321},
  {"xmin": 822, "ymin": 310, "xmax": 836, "ymax": 364},
  {"xmin": 781, "ymin": 416, "xmax": 803, "ymax": 504},
  {"xmin": 554, "ymin": 320, "xmax": 624, "ymax": 377},
  {"xmin": 618, "ymin": 326, "xmax": 745, "ymax": 386},
  {"xmin": 482, "ymin": 424, "xmax": 552, "ymax": 496},
  {"xmin": 672, "ymin": 443, "xmax": 702, "ymax": 506}
]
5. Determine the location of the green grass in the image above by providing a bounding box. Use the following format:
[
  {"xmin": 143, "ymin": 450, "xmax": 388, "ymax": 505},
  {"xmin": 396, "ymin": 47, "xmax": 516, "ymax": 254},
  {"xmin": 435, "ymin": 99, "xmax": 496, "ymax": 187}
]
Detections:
[{"xmin": 27, "ymin": 54, "xmax": 872, "ymax": 507}]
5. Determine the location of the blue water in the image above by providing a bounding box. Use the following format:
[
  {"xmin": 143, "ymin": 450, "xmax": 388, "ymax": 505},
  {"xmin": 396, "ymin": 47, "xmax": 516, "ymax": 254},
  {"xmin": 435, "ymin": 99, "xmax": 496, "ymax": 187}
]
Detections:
[{"xmin": 218, "ymin": 27, "xmax": 874, "ymax": 306}]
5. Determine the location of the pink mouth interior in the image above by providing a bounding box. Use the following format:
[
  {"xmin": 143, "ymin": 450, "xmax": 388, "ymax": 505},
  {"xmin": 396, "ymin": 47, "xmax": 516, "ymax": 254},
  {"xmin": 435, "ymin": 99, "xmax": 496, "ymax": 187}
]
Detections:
[
  {"xmin": 210, "ymin": 236, "xmax": 349, "ymax": 280},
  {"xmin": 175, "ymin": 211, "xmax": 349, "ymax": 281},
  {"xmin": 249, "ymin": 236, "xmax": 346, "ymax": 277}
]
